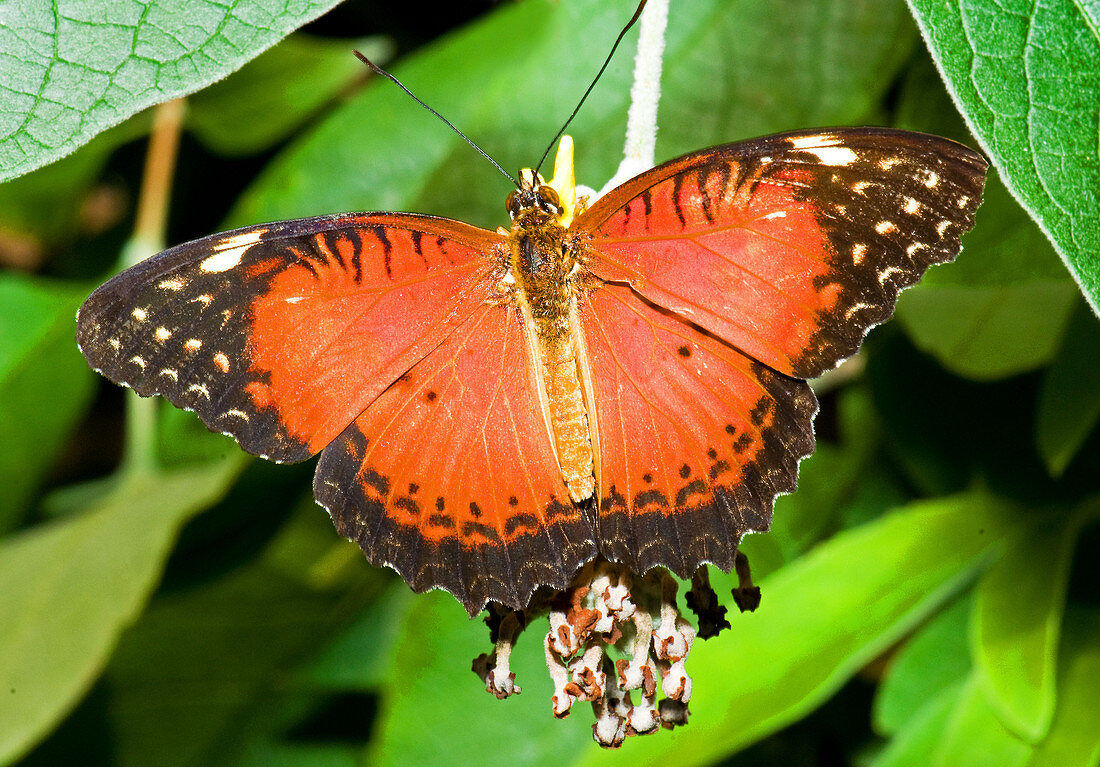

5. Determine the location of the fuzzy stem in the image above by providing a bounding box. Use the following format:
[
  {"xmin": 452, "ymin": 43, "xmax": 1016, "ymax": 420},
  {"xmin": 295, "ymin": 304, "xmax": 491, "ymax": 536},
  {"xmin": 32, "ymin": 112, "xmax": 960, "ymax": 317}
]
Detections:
[{"xmin": 598, "ymin": 0, "xmax": 669, "ymax": 197}]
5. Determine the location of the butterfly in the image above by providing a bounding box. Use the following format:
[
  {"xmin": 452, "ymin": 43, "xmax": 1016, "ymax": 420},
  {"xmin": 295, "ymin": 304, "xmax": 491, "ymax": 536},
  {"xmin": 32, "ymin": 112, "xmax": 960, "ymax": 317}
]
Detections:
[{"xmin": 77, "ymin": 127, "xmax": 987, "ymax": 615}]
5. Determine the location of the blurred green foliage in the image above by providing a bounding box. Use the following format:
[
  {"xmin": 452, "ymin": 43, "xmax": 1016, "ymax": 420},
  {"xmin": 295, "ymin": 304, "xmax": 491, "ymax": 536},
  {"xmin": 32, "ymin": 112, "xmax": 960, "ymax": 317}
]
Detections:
[{"xmin": 0, "ymin": 1, "xmax": 1096, "ymax": 766}]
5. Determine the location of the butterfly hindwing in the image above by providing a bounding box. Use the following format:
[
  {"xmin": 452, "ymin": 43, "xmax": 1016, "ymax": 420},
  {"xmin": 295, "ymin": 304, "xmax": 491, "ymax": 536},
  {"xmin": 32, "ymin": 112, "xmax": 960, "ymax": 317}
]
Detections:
[
  {"xmin": 581, "ymin": 284, "xmax": 817, "ymax": 577},
  {"xmin": 576, "ymin": 128, "xmax": 988, "ymax": 378},
  {"xmin": 77, "ymin": 213, "xmax": 504, "ymax": 462},
  {"xmin": 315, "ymin": 301, "xmax": 597, "ymax": 613}
]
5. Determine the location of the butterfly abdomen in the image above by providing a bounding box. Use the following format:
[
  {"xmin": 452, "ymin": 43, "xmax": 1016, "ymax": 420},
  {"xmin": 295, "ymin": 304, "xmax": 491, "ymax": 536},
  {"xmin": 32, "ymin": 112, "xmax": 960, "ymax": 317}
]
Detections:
[{"xmin": 510, "ymin": 218, "xmax": 597, "ymax": 504}]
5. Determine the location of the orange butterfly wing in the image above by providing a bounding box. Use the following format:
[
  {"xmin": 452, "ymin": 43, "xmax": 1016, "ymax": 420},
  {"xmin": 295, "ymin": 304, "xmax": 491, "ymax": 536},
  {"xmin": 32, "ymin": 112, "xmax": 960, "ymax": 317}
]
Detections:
[{"xmin": 78, "ymin": 213, "xmax": 500, "ymax": 462}]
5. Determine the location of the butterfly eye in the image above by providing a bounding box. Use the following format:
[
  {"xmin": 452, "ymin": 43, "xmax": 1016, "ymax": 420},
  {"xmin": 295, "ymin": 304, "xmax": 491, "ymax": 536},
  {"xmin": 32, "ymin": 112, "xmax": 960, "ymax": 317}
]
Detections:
[
  {"xmin": 505, "ymin": 190, "xmax": 520, "ymax": 218},
  {"xmin": 537, "ymin": 186, "xmax": 563, "ymax": 216}
]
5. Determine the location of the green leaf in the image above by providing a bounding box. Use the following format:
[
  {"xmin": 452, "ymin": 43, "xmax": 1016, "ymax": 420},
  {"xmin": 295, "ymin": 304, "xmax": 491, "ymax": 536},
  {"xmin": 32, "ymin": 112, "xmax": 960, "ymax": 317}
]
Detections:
[
  {"xmin": 0, "ymin": 459, "xmax": 243, "ymax": 764},
  {"xmin": 187, "ymin": 34, "xmax": 392, "ymax": 157},
  {"xmin": 870, "ymin": 683, "xmax": 966, "ymax": 767},
  {"xmin": 932, "ymin": 674, "xmax": 1031, "ymax": 767},
  {"xmin": 874, "ymin": 595, "xmax": 972, "ymax": 735},
  {"xmin": 905, "ymin": 0, "xmax": 1100, "ymax": 313},
  {"xmin": 1026, "ymin": 608, "xmax": 1100, "ymax": 767},
  {"xmin": 1036, "ymin": 303, "xmax": 1100, "ymax": 477},
  {"xmin": 0, "ymin": 275, "xmax": 95, "ymax": 532},
  {"xmin": 896, "ymin": 278, "xmax": 1077, "ymax": 380},
  {"xmin": 971, "ymin": 507, "xmax": 1088, "ymax": 741},
  {"xmin": 302, "ymin": 582, "xmax": 413, "ymax": 691},
  {"xmin": 0, "ymin": 0, "xmax": 344, "ymax": 183},
  {"xmin": 655, "ymin": 0, "xmax": 918, "ymax": 149},
  {"xmin": 101, "ymin": 498, "xmax": 381, "ymax": 767},
  {"xmin": 0, "ymin": 118, "xmax": 147, "ymax": 250}
]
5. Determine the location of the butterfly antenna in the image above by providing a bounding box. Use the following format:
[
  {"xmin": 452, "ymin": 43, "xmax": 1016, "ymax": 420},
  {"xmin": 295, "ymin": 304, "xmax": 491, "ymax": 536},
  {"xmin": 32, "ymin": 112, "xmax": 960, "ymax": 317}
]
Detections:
[
  {"xmin": 354, "ymin": 50, "xmax": 519, "ymax": 187},
  {"xmin": 533, "ymin": 0, "xmax": 648, "ymax": 177}
]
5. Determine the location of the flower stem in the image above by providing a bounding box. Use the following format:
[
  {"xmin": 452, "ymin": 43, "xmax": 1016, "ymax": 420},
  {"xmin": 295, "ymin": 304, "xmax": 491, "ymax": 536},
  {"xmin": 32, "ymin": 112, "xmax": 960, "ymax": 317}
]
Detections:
[
  {"xmin": 599, "ymin": 0, "xmax": 669, "ymax": 197},
  {"xmin": 122, "ymin": 98, "xmax": 186, "ymax": 476}
]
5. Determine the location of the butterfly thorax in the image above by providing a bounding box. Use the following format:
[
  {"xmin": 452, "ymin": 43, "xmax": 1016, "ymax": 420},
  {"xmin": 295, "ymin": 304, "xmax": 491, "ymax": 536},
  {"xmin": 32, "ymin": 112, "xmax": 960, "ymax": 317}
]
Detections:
[{"xmin": 506, "ymin": 170, "xmax": 597, "ymax": 504}]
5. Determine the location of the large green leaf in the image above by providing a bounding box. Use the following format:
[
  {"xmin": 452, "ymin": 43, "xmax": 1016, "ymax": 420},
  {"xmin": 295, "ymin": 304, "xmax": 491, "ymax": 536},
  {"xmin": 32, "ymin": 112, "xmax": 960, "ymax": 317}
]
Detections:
[
  {"xmin": 1036, "ymin": 304, "xmax": 1100, "ymax": 477},
  {"xmin": 368, "ymin": 590, "xmax": 590, "ymax": 767},
  {"xmin": 0, "ymin": 275, "xmax": 95, "ymax": 532},
  {"xmin": 0, "ymin": 459, "xmax": 243, "ymax": 764},
  {"xmin": 101, "ymin": 498, "xmax": 382, "ymax": 767},
  {"xmin": 971, "ymin": 511, "xmax": 1084, "ymax": 742},
  {"xmin": 874, "ymin": 595, "xmax": 972, "ymax": 735},
  {"xmin": 870, "ymin": 683, "xmax": 966, "ymax": 767},
  {"xmin": 1025, "ymin": 608, "xmax": 1100, "ymax": 767},
  {"xmin": 0, "ymin": 0, "xmax": 344, "ymax": 183},
  {"xmin": 906, "ymin": 0, "xmax": 1100, "ymax": 313},
  {"xmin": 581, "ymin": 495, "xmax": 1018, "ymax": 767},
  {"xmin": 932, "ymin": 674, "xmax": 1031, "ymax": 767}
]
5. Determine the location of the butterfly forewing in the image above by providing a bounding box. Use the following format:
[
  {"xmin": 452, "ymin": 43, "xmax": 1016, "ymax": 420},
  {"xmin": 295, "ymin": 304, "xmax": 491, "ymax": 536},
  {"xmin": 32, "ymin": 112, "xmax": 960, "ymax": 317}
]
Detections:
[
  {"xmin": 576, "ymin": 128, "xmax": 989, "ymax": 378},
  {"xmin": 77, "ymin": 213, "xmax": 504, "ymax": 462}
]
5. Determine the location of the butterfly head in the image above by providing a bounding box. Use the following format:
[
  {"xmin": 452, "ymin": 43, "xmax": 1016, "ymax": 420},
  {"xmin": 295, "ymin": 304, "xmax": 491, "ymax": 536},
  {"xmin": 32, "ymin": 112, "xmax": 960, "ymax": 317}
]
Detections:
[{"xmin": 507, "ymin": 168, "xmax": 564, "ymax": 224}]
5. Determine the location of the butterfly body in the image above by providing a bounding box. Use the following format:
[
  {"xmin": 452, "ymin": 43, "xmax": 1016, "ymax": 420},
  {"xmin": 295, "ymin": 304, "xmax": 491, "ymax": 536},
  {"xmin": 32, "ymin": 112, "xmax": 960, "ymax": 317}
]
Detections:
[
  {"xmin": 78, "ymin": 128, "xmax": 988, "ymax": 614},
  {"xmin": 506, "ymin": 169, "xmax": 599, "ymax": 504}
]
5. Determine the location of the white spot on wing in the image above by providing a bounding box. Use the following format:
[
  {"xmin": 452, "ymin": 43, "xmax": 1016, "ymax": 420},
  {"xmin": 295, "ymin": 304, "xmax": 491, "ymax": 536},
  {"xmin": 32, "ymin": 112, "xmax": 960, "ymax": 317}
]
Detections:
[
  {"xmin": 879, "ymin": 157, "xmax": 902, "ymax": 170},
  {"xmin": 225, "ymin": 409, "xmax": 250, "ymax": 421},
  {"xmin": 129, "ymin": 356, "xmax": 146, "ymax": 370},
  {"xmin": 853, "ymin": 181, "xmax": 871, "ymax": 194},
  {"xmin": 192, "ymin": 294, "xmax": 213, "ymax": 307},
  {"xmin": 845, "ymin": 302, "xmax": 875, "ymax": 320},
  {"xmin": 108, "ymin": 338, "xmax": 121, "ymax": 351},
  {"xmin": 852, "ymin": 243, "xmax": 867, "ymax": 264},
  {"xmin": 936, "ymin": 220, "xmax": 951, "ymax": 236},
  {"xmin": 200, "ymin": 229, "xmax": 266, "ymax": 273},
  {"xmin": 924, "ymin": 171, "xmax": 940, "ymax": 188},
  {"xmin": 159, "ymin": 368, "xmax": 179, "ymax": 382},
  {"xmin": 187, "ymin": 383, "xmax": 211, "ymax": 399},
  {"xmin": 763, "ymin": 210, "xmax": 788, "ymax": 220},
  {"xmin": 903, "ymin": 197, "xmax": 920, "ymax": 215},
  {"xmin": 184, "ymin": 338, "xmax": 202, "ymax": 352},
  {"xmin": 878, "ymin": 266, "xmax": 903, "ymax": 285},
  {"xmin": 803, "ymin": 146, "xmax": 858, "ymax": 166},
  {"xmin": 154, "ymin": 326, "xmax": 172, "ymax": 342},
  {"xmin": 213, "ymin": 352, "xmax": 230, "ymax": 373},
  {"xmin": 788, "ymin": 133, "xmax": 842, "ymax": 149},
  {"xmin": 906, "ymin": 243, "xmax": 927, "ymax": 258},
  {"xmin": 875, "ymin": 221, "xmax": 897, "ymax": 235},
  {"xmin": 158, "ymin": 277, "xmax": 186, "ymax": 291},
  {"xmin": 131, "ymin": 307, "xmax": 148, "ymax": 322}
]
